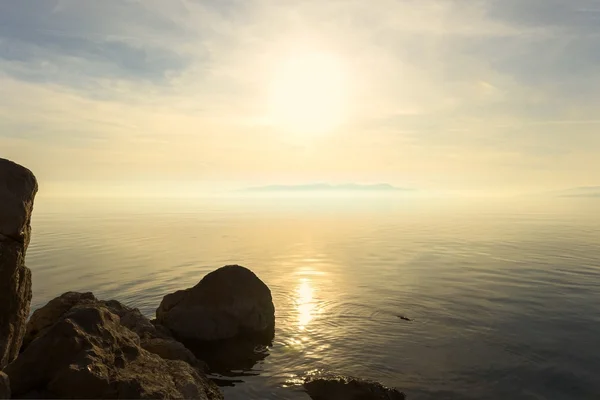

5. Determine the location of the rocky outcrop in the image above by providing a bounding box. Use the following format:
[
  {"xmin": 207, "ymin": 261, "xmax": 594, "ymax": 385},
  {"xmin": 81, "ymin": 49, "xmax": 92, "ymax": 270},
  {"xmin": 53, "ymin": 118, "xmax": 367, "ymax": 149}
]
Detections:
[
  {"xmin": 304, "ymin": 374, "xmax": 406, "ymax": 400},
  {"xmin": 0, "ymin": 372, "xmax": 9, "ymax": 399},
  {"xmin": 22, "ymin": 291, "xmax": 207, "ymax": 371},
  {"xmin": 22, "ymin": 292, "xmax": 97, "ymax": 349},
  {"xmin": 156, "ymin": 265, "xmax": 275, "ymax": 343},
  {"xmin": 5, "ymin": 304, "xmax": 223, "ymax": 399},
  {"xmin": 0, "ymin": 158, "xmax": 37, "ymax": 369}
]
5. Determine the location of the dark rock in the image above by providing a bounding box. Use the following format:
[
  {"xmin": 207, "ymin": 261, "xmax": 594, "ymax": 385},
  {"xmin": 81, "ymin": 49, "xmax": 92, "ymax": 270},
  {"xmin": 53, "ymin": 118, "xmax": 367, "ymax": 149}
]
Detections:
[
  {"xmin": 0, "ymin": 158, "xmax": 37, "ymax": 369},
  {"xmin": 155, "ymin": 265, "xmax": 275, "ymax": 375},
  {"xmin": 397, "ymin": 315, "xmax": 412, "ymax": 322},
  {"xmin": 16, "ymin": 389, "xmax": 50, "ymax": 399},
  {"xmin": 4, "ymin": 304, "xmax": 223, "ymax": 399},
  {"xmin": 24, "ymin": 292, "xmax": 159, "ymax": 346},
  {"xmin": 0, "ymin": 372, "xmax": 9, "ymax": 399},
  {"xmin": 22, "ymin": 291, "xmax": 97, "ymax": 349},
  {"xmin": 304, "ymin": 374, "xmax": 406, "ymax": 400},
  {"xmin": 141, "ymin": 337, "xmax": 208, "ymax": 371},
  {"xmin": 181, "ymin": 337, "xmax": 270, "ymax": 377},
  {"xmin": 22, "ymin": 291, "xmax": 208, "ymax": 372},
  {"xmin": 156, "ymin": 265, "xmax": 275, "ymax": 343},
  {"xmin": 0, "ymin": 159, "xmax": 38, "ymax": 247}
]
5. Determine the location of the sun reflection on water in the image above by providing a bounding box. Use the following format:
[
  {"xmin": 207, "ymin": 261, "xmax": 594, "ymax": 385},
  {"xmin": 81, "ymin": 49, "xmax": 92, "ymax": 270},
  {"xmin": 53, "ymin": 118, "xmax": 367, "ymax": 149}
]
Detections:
[{"xmin": 296, "ymin": 278, "xmax": 314, "ymax": 330}]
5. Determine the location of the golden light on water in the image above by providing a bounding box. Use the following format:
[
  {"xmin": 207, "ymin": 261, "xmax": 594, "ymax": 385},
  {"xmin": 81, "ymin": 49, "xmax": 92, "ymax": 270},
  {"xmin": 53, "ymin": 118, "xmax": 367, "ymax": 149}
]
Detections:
[{"xmin": 296, "ymin": 277, "xmax": 315, "ymax": 330}]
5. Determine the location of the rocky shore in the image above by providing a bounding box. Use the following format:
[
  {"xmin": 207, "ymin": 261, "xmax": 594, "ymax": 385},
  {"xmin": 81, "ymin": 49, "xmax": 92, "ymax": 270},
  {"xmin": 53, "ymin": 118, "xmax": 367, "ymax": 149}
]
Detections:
[{"xmin": 0, "ymin": 158, "xmax": 405, "ymax": 399}]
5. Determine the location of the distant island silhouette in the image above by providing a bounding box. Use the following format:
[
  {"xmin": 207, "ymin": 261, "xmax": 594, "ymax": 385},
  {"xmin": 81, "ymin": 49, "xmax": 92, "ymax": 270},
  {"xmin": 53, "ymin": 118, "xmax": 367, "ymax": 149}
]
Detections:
[
  {"xmin": 555, "ymin": 186, "xmax": 600, "ymax": 198},
  {"xmin": 243, "ymin": 183, "xmax": 413, "ymax": 192}
]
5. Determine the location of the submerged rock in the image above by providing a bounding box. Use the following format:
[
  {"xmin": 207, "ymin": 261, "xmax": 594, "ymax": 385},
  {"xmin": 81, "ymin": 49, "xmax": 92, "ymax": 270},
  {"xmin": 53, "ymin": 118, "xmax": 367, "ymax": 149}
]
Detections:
[
  {"xmin": 22, "ymin": 291, "xmax": 207, "ymax": 371},
  {"xmin": 304, "ymin": 374, "xmax": 406, "ymax": 400},
  {"xmin": 156, "ymin": 265, "xmax": 275, "ymax": 343},
  {"xmin": 5, "ymin": 304, "xmax": 223, "ymax": 399},
  {"xmin": 0, "ymin": 158, "xmax": 37, "ymax": 369},
  {"xmin": 0, "ymin": 372, "xmax": 9, "ymax": 399}
]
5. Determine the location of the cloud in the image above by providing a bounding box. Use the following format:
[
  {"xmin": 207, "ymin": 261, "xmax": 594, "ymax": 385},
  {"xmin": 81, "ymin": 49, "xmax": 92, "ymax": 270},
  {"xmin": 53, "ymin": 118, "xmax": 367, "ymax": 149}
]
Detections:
[
  {"xmin": 0, "ymin": 0, "xmax": 599, "ymax": 193},
  {"xmin": 0, "ymin": 1, "xmax": 198, "ymax": 89},
  {"xmin": 485, "ymin": 0, "xmax": 600, "ymax": 33}
]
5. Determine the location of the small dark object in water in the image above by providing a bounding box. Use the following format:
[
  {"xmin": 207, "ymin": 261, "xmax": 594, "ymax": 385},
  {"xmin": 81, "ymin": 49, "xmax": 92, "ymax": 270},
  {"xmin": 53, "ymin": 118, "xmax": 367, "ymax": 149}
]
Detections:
[{"xmin": 397, "ymin": 315, "xmax": 412, "ymax": 322}]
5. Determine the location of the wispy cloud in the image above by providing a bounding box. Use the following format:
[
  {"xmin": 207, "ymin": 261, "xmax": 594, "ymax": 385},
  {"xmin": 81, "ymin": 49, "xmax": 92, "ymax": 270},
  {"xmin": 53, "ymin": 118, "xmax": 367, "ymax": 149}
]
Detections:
[{"xmin": 1, "ymin": 0, "xmax": 599, "ymax": 194}]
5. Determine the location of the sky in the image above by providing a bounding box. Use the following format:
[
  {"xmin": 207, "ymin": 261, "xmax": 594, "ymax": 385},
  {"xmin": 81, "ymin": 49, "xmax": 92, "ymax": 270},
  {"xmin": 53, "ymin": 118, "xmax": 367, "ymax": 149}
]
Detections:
[{"xmin": 1, "ymin": 0, "xmax": 600, "ymax": 197}]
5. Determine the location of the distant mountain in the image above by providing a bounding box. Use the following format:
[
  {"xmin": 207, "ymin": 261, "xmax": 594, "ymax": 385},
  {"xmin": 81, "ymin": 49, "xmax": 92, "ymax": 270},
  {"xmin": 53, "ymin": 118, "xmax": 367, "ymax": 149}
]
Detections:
[
  {"xmin": 555, "ymin": 186, "xmax": 600, "ymax": 198},
  {"xmin": 243, "ymin": 183, "xmax": 413, "ymax": 192}
]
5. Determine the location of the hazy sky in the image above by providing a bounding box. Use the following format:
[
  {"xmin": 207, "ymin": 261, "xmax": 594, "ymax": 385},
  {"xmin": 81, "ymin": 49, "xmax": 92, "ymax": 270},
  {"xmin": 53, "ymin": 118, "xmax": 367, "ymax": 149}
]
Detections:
[{"xmin": 1, "ymin": 0, "xmax": 599, "ymax": 196}]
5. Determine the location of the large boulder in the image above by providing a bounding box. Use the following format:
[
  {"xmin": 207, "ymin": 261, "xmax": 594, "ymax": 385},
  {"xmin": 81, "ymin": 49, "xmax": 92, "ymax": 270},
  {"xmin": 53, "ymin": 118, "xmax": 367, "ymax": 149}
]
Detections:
[
  {"xmin": 0, "ymin": 158, "xmax": 37, "ymax": 369},
  {"xmin": 304, "ymin": 374, "xmax": 406, "ymax": 400},
  {"xmin": 22, "ymin": 291, "xmax": 207, "ymax": 371},
  {"xmin": 156, "ymin": 265, "xmax": 275, "ymax": 343},
  {"xmin": 4, "ymin": 304, "xmax": 223, "ymax": 399},
  {"xmin": 0, "ymin": 372, "xmax": 9, "ymax": 399}
]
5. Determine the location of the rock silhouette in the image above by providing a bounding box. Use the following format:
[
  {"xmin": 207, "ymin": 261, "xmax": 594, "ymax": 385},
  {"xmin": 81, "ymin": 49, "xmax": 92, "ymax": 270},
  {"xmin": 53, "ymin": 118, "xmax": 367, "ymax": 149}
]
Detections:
[
  {"xmin": 157, "ymin": 265, "xmax": 276, "ymax": 343},
  {"xmin": 156, "ymin": 265, "xmax": 276, "ymax": 375},
  {"xmin": 304, "ymin": 373, "xmax": 406, "ymax": 400},
  {"xmin": 0, "ymin": 158, "xmax": 37, "ymax": 369}
]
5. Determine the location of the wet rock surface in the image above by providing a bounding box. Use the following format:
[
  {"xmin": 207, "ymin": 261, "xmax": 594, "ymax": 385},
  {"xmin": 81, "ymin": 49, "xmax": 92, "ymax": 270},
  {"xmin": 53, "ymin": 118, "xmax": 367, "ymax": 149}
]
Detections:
[
  {"xmin": 304, "ymin": 373, "xmax": 406, "ymax": 400},
  {"xmin": 0, "ymin": 158, "xmax": 37, "ymax": 369}
]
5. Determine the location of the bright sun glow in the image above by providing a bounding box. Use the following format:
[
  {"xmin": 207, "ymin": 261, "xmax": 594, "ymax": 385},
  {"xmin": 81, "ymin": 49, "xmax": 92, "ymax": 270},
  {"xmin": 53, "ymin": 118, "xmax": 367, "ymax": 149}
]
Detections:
[{"xmin": 268, "ymin": 52, "xmax": 347, "ymax": 135}]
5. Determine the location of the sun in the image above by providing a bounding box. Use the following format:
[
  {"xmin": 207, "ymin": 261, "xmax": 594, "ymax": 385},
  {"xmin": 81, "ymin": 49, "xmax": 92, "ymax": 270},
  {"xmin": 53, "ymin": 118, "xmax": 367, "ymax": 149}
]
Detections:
[{"xmin": 268, "ymin": 52, "xmax": 347, "ymax": 135}]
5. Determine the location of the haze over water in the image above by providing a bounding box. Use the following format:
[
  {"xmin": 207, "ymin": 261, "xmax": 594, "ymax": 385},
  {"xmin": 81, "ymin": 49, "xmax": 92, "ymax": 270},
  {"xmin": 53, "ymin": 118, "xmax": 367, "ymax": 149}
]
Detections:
[{"xmin": 26, "ymin": 195, "xmax": 600, "ymax": 400}]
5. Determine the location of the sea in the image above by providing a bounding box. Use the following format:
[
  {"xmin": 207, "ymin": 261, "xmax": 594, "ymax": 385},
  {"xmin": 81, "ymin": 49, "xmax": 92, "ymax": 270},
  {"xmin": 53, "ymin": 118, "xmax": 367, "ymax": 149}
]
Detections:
[{"xmin": 25, "ymin": 195, "xmax": 600, "ymax": 399}]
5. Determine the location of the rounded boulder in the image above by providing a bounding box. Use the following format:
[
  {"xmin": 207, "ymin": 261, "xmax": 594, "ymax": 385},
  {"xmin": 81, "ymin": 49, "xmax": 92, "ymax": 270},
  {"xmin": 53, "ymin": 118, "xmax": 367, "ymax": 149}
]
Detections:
[{"xmin": 156, "ymin": 265, "xmax": 275, "ymax": 342}]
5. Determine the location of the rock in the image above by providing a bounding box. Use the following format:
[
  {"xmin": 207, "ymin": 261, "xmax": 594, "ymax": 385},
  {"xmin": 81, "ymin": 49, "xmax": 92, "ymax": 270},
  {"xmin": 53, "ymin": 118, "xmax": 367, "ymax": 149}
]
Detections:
[
  {"xmin": 0, "ymin": 159, "xmax": 38, "ymax": 247},
  {"xmin": 100, "ymin": 299, "xmax": 168, "ymax": 339},
  {"xmin": 0, "ymin": 158, "xmax": 37, "ymax": 369},
  {"xmin": 22, "ymin": 291, "xmax": 97, "ymax": 349},
  {"xmin": 0, "ymin": 372, "xmax": 9, "ymax": 399},
  {"xmin": 141, "ymin": 337, "xmax": 208, "ymax": 371},
  {"xmin": 304, "ymin": 374, "xmax": 406, "ymax": 400},
  {"xmin": 4, "ymin": 304, "xmax": 223, "ymax": 399},
  {"xmin": 181, "ymin": 337, "xmax": 270, "ymax": 376},
  {"xmin": 24, "ymin": 292, "xmax": 154, "ymax": 347},
  {"xmin": 156, "ymin": 265, "xmax": 275, "ymax": 342},
  {"xmin": 22, "ymin": 291, "xmax": 208, "ymax": 372},
  {"xmin": 155, "ymin": 266, "xmax": 276, "ymax": 375}
]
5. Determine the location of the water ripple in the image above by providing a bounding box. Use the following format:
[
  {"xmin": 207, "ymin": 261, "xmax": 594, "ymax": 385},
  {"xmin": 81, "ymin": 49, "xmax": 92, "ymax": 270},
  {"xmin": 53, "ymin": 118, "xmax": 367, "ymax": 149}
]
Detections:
[{"xmin": 25, "ymin": 198, "xmax": 600, "ymax": 399}]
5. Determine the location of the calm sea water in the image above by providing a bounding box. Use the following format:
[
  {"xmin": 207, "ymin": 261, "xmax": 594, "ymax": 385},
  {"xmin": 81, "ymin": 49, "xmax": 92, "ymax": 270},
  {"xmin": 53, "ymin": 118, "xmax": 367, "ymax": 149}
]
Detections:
[{"xmin": 26, "ymin": 196, "xmax": 600, "ymax": 399}]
